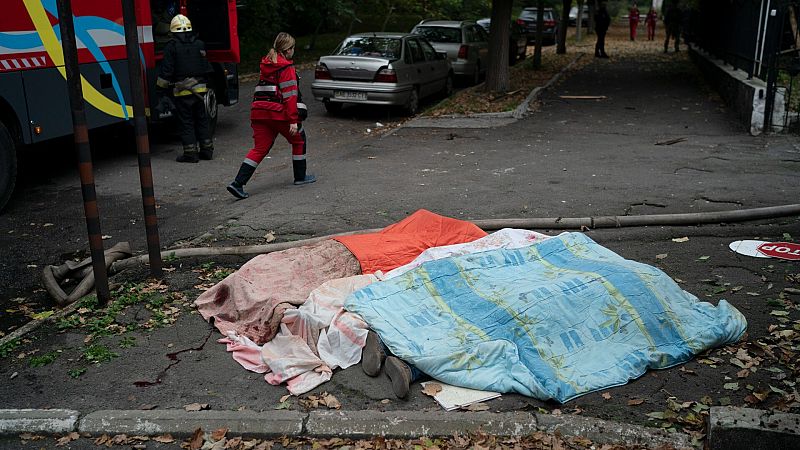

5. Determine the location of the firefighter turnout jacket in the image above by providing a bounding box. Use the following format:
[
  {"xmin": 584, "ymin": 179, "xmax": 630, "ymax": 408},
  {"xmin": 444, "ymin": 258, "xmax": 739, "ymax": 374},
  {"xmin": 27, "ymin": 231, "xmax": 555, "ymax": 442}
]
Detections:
[
  {"xmin": 157, "ymin": 32, "xmax": 213, "ymax": 97},
  {"xmin": 251, "ymin": 53, "xmax": 300, "ymax": 123}
]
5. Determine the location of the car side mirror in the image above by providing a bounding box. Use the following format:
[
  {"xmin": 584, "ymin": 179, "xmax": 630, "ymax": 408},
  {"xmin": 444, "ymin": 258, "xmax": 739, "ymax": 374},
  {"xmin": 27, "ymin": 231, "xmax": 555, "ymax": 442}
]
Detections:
[{"xmin": 437, "ymin": 51, "xmax": 447, "ymax": 60}]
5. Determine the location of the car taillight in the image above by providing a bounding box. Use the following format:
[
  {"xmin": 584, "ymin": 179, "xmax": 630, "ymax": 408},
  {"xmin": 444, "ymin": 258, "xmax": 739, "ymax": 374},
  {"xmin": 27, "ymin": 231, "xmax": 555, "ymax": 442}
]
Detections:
[
  {"xmin": 315, "ymin": 64, "xmax": 332, "ymax": 80},
  {"xmin": 458, "ymin": 45, "xmax": 469, "ymax": 59},
  {"xmin": 374, "ymin": 67, "xmax": 397, "ymax": 83},
  {"xmin": 516, "ymin": 18, "xmax": 525, "ymax": 26},
  {"xmin": 544, "ymin": 20, "xmax": 556, "ymax": 27}
]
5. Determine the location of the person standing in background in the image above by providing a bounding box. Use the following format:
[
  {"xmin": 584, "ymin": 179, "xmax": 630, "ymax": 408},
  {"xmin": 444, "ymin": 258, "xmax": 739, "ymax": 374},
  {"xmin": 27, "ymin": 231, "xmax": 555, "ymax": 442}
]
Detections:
[
  {"xmin": 645, "ymin": 6, "xmax": 658, "ymax": 41},
  {"xmin": 629, "ymin": 2, "xmax": 640, "ymax": 41},
  {"xmin": 157, "ymin": 14, "xmax": 215, "ymax": 163},
  {"xmin": 594, "ymin": 2, "xmax": 611, "ymax": 58},
  {"xmin": 662, "ymin": 0, "xmax": 682, "ymax": 53}
]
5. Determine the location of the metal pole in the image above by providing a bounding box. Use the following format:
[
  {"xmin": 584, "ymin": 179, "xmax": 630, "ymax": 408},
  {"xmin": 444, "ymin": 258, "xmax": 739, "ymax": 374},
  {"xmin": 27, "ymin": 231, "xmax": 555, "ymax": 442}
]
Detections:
[
  {"xmin": 55, "ymin": 0, "xmax": 110, "ymax": 304},
  {"xmin": 121, "ymin": 0, "xmax": 163, "ymax": 278}
]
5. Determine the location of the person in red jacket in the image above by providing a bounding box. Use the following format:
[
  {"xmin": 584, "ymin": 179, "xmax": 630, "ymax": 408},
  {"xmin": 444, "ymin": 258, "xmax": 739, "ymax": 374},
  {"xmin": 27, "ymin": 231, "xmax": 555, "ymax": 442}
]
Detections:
[
  {"xmin": 629, "ymin": 2, "xmax": 640, "ymax": 41},
  {"xmin": 645, "ymin": 7, "xmax": 658, "ymax": 41},
  {"xmin": 227, "ymin": 32, "xmax": 316, "ymax": 200}
]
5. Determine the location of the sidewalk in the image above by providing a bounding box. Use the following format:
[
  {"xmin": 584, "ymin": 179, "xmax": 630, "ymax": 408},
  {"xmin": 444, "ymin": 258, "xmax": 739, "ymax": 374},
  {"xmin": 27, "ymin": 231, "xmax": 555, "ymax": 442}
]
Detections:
[{"xmin": 1, "ymin": 28, "xmax": 799, "ymax": 450}]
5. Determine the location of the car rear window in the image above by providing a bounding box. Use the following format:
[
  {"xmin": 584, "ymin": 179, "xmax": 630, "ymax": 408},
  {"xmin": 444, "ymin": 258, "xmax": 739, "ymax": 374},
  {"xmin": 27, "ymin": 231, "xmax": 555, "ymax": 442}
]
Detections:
[
  {"xmin": 335, "ymin": 37, "xmax": 401, "ymax": 60},
  {"xmin": 413, "ymin": 26, "xmax": 461, "ymax": 44}
]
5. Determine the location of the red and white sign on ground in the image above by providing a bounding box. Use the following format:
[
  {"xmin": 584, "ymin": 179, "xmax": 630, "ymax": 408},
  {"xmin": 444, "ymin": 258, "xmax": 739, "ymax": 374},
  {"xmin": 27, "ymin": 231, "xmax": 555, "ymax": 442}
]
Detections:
[{"xmin": 757, "ymin": 242, "xmax": 800, "ymax": 260}]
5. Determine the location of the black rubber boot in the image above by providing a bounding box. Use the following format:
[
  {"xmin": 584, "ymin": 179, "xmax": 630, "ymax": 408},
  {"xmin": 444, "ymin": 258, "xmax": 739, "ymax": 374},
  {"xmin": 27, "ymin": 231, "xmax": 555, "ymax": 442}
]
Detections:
[
  {"xmin": 292, "ymin": 159, "xmax": 317, "ymax": 185},
  {"xmin": 199, "ymin": 139, "xmax": 214, "ymax": 160},
  {"xmin": 176, "ymin": 144, "xmax": 199, "ymax": 163},
  {"xmin": 227, "ymin": 163, "xmax": 256, "ymax": 199}
]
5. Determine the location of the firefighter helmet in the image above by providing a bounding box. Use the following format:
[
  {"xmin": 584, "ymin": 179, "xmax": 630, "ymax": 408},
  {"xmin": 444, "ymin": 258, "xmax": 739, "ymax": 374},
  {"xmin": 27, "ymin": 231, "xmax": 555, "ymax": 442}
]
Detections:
[{"xmin": 170, "ymin": 14, "xmax": 192, "ymax": 33}]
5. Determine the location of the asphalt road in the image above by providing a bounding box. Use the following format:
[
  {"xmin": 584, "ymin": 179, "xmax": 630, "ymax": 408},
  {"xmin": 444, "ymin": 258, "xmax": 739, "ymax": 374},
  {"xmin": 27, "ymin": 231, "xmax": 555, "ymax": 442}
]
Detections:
[{"xmin": 1, "ymin": 52, "xmax": 798, "ymax": 448}]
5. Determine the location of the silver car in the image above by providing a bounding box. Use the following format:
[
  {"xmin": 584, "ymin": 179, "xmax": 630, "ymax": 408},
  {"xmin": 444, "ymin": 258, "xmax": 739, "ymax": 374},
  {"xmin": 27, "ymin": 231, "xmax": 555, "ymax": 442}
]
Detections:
[
  {"xmin": 410, "ymin": 20, "xmax": 489, "ymax": 85},
  {"xmin": 311, "ymin": 33, "xmax": 453, "ymax": 115}
]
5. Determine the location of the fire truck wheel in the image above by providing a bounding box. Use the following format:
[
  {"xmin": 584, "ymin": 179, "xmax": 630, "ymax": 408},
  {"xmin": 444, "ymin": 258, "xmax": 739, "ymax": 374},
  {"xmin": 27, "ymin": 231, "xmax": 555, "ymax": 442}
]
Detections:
[
  {"xmin": 204, "ymin": 88, "xmax": 218, "ymax": 136},
  {"xmin": 0, "ymin": 121, "xmax": 17, "ymax": 212}
]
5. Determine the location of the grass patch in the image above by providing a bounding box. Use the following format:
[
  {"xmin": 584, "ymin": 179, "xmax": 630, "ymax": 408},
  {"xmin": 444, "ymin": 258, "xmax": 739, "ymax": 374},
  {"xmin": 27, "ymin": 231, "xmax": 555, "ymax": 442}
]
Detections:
[
  {"xmin": 119, "ymin": 336, "xmax": 136, "ymax": 348},
  {"xmin": 55, "ymin": 283, "xmax": 183, "ymax": 340},
  {"xmin": 0, "ymin": 338, "xmax": 21, "ymax": 358},
  {"xmin": 82, "ymin": 344, "xmax": 118, "ymax": 365},
  {"xmin": 68, "ymin": 367, "xmax": 86, "ymax": 378},
  {"xmin": 29, "ymin": 351, "xmax": 60, "ymax": 368}
]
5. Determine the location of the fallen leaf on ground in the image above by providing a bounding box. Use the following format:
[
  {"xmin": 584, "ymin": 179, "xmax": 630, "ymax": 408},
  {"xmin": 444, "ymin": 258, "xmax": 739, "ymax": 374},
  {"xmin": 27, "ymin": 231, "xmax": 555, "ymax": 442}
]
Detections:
[
  {"xmin": 55, "ymin": 432, "xmax": 79, "ymax": 446},
  {"xmin": 723, "ymin": 382, "xmax": 740, "ymax": 391},
  {"xmin": 462, "ymin": 402, "xmax": 490, "ymax": 411},
  {"xmin": 656, "ymin": 253, "xmax": 668, "ymax": 260},
  {"xmin": 421, "ymin": 383, "xmax": 443, "ymax": 397},
  {"xmin": 183, "ymin": 403, "xmax": 210, "ymax": 412},
  {"xmin": 153, "ymin": 434, "xmax": 175, "ymax": 443},
  {"xmin": 627, "ymin": 398, "xmax": 645, "ymax": 406},
  {"xmin": 601, "ymin": 392, "xmax": 612, "ymax": 400},
  {"xmin": 672, "ymin": 237, "xmax": 689, "ymax": 243},
  {"xmin": 187, "ymin": 428, "xmax": 204, "ymax": 450},
  {"xmin": 322, "ymin": 393, "xmax": 341, "ymax": 409},
  {"xmin": 210, "ymin": 428, "xmax": 228, "ymax": 441},
  {"xmin": 279, "ymin": 394, "xmax": 292, "ymax": 403}
]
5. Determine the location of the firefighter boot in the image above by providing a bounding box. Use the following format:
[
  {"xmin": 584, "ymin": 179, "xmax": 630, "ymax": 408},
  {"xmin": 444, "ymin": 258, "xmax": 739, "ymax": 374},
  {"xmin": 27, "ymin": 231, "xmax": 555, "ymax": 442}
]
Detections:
[
  {"xmin": 361, "ymin": 330, "xmax": 386, "ymax": 377},
  {"xmin": 199, "ymin": 139, "xmax": 214, "ymax": 160},
  {"xmin": 176, "ymin": 144, "xmax": 199, "ymax": 163},
  {"xmin": 385, "ymin": 356, "xmax": 412, "ymax": 399},
  {"xmin": 227, "ymin": 162, "xmax": 256, "ymax": 199},
  {"xmin": 292, "ymin": 159, "xmax": 317, "ymax": 185}
]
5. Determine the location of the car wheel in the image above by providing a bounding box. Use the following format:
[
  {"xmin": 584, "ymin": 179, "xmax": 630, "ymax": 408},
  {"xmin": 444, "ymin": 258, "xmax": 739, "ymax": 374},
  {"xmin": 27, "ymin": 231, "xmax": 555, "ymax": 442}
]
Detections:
[
  {"xmin": 324, "ymin": 101, "xmax": 343, "ymax": 114},
  {"xmin": 441, "ymin": 73, "xmax": 454, "ymax": 98},
  {"xmin": 203, "ymin": 88, "xmax": 218, "ymax": 137},
  {"xmin": 403, "ymin": 88, "xmax": 419, "ymax": 116},
  {"xmin": 0, "ymin": 121, "xmax": 17, "ymax": 212}
]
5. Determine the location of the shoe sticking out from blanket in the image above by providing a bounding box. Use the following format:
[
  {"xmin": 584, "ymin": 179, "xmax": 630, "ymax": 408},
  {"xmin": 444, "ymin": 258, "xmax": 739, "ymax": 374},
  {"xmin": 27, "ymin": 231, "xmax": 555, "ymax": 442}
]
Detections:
[
  {"xmin": 385, "ymin": 356, "xmax": 412, "ymax": 399},
  {"xmin": 362, "ymin": 330, "xmax": 386, "ymax": 377}
]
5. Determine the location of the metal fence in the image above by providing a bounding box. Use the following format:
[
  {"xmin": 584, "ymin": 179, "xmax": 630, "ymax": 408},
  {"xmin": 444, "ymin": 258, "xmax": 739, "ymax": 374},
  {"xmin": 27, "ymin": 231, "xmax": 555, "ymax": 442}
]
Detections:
[{"xmin": 686, "ymin": 0, "xmax": 800, "ymax": 133}]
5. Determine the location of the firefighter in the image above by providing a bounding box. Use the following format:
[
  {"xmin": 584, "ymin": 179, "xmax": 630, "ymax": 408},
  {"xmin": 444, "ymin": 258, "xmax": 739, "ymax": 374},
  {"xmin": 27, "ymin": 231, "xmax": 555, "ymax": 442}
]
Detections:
[
  {"xmin": 227, "ymin": 32, "xmax": 316, "ymax": 200},
  {"xmin": 156, "ymin": 14, "xmax": 214, "ymax": 163}
]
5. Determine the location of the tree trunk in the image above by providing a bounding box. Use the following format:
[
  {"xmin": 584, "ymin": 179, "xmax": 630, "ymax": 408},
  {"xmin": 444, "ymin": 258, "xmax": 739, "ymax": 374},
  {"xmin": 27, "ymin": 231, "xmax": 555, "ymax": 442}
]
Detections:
[
  {"xmin": 576, "ymin": 0, "xmax": 584, "ymax": 41},
  {"xmin": 484, "ymin": 0, "xmax": 512, "ymax": 93},
  {"xmin": 557, "ymin": 0, "xmax": 571, "ymax": 53},
  {"xmin": 533, "ymin": 0, "xmax": 545, "ymax": 68}
]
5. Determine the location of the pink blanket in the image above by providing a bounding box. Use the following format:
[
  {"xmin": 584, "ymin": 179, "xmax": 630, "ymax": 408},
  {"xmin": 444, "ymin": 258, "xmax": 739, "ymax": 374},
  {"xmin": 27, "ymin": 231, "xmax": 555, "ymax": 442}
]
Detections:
[{"xmin": 195, "ymin": 240, "xmax": 361, "ymax": 344}]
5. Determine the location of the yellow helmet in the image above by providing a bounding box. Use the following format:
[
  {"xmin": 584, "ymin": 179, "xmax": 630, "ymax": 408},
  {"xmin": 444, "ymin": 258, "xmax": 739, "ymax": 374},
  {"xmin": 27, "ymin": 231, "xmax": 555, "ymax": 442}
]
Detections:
[{"xmin": 170, "ymin": 14, "xmax": 192, "ymax": 33}]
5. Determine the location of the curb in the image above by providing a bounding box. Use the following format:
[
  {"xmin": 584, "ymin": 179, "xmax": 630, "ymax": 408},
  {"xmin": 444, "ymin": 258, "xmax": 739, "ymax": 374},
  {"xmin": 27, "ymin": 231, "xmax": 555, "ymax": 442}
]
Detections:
[
  {"xmin": 707, "ymin": 406, "xmax": 800, "ymax": 450},
  {"xmin": 395, "ymin": 52, "xmax": 585, "ymax": 132},
  {"xmin": 1, "ymin": 408, "xmax": 691, "ymax": 448}
]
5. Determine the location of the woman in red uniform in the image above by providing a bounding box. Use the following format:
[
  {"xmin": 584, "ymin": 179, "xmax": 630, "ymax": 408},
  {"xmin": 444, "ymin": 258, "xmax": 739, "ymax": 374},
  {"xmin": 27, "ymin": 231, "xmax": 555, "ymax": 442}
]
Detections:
[
  {"xmin": 629, "ymin": 2, "xmax": 640, "ymax": 41},
  {"xmin": 645, "ymin": 7, "xmax": 658, "ymax": 41},
  {"xmin": 228, "ymin": 32, "xmax": 316, "ymax": 200}
]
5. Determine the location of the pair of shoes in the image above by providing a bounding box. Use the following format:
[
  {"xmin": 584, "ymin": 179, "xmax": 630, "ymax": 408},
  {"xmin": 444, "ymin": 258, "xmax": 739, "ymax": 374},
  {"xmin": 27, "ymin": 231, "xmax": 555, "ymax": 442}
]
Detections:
[
  {"xmin": 600, "ymin": 54, "xmax": 610, "ymax": 58},
  {"xmin": 362, "ymin": 330, "xmax": 386, "ymax": 377},
  {"xmin": 385, "ymin": 356, "xmax": 412, "ymax": 399},
  {"xmin": 176, "ymin": 153, "xmax": 199, "ymax": 163},
  {"xmin": 226, "ymin": 182, "xmax": 249, "ymax": 199},
  {"xmin": 293, "ymin": 174, "xmax": 317, "ymax": 185}
]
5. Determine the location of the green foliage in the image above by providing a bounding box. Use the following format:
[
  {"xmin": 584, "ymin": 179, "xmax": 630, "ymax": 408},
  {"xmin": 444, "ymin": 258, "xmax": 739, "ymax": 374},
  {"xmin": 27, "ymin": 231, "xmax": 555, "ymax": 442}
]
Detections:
[
  {"xmin": 68, "ymin": 368, "xmax": 86, "ymax": 378},
  {"xmin": 82, "ymin": 344, "xmax": 118, "ymax": 365},
  {"xmin": 29, "ymin": 351, "xmax": 60, "ymax": 368},
  {"xmin": 119, "ymin": 336, "xmax": 136, "ymax": 349},
  {"xmin": 0, "ymin": 338, "xmax": 21, "ymax": 358}
]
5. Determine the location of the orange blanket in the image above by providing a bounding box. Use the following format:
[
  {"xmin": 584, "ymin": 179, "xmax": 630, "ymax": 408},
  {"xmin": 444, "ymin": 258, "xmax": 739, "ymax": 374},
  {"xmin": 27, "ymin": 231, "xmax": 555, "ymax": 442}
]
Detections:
[{"xmin": 333, "ymin": 209, "xmax": 487, "ymax": 274}]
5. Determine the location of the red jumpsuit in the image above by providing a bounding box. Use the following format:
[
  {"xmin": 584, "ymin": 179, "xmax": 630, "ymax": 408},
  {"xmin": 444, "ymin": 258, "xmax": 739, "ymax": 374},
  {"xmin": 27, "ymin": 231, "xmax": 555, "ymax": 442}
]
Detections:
[
  {"xmin": 629, "ymin": 7, "xmax": 640, "ymax": 41},
  {"xmin": 246, "ymin": 54, "xmax": 303, "ymax": 166},
  {"xmin": 645, "ymin": 10, "xmax": 658, "ymax": 41}
]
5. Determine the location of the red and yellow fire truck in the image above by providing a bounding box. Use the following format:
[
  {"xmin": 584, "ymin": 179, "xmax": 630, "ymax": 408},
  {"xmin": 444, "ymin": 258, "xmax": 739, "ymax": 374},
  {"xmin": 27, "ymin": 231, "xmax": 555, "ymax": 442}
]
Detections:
[{"xmin": 0, "ymin": 0, "xmax": 240, "ymax": 210}]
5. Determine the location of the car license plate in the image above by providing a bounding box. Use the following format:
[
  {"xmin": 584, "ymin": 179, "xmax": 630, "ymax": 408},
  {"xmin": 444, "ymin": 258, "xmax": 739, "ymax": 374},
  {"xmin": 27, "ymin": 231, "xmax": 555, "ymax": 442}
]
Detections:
[{"xmin": 334, "ymin": 90, "xmax": 367, "ymax": 101}]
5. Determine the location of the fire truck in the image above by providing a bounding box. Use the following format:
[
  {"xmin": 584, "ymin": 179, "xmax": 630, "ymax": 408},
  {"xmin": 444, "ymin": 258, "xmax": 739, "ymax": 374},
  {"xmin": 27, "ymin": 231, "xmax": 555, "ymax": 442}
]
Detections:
[{"xmin": 0, "ymin": 0, "xmax": 240, "ymax": 210}]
